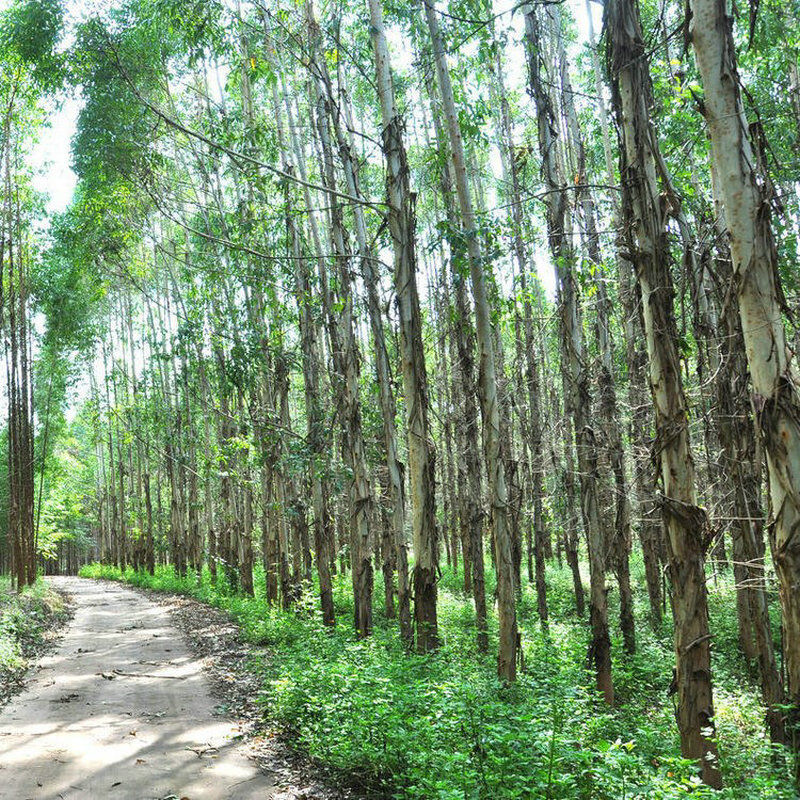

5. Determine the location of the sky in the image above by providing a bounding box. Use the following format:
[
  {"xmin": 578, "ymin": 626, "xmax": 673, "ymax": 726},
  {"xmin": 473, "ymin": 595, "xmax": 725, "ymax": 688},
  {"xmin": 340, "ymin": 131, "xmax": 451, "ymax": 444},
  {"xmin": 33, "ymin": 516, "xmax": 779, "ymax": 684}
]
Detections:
[{"xmin": 32, "ymin": 95, "xmax": 80, "ymax": 213}]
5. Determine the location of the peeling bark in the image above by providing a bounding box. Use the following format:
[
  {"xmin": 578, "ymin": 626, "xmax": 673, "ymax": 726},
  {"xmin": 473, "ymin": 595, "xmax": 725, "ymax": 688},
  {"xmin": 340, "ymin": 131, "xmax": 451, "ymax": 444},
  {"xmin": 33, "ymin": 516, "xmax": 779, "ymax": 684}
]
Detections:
[
  {"xmin": 368, "ymin": 0, "xmax": 439, "ymax": 651},
  {"xmin": 423, "ymin": 0, "xmax": 517, "ymax": 680},
  {"xmin": 607, "ymin": 0, "xmax": 720, "ymax": 784},
  {"xmin": 525, "ymin": 3, "xmax": 613, "ymax": 702},
  {"xmin": 689, "ymin": 0, "xmax": 795, "ymax": 754}
]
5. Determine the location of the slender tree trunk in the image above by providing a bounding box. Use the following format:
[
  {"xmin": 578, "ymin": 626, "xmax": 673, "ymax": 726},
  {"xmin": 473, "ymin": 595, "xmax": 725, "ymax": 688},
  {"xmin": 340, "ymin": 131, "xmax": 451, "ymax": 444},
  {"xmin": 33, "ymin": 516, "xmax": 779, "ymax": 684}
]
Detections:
[
  {"xmin": 423, "ymin": 0, "xmax": 517, "ymax": 678},
  {"xmin": 304, "ymin": 16, "xmax": 412, "ymax": 641},
  {"xmin": 421, "ymin": 77, "xmax": 486, "ymax": 650},
  {"xmin": 289, "ymin": 176, "xmax": 335, "ymax": 626},
  {"xmin": 488, "ymin": 37, "xmax": 549, "ymax": 625},
  {"xmin": 306, "ymin": 3, "xmax": 374, "ymax": 636},
  {"xmin": 585, "ymin": 0, "xmax": 663, "ymax": 627},
  {"xmin": 525, "ymin": 4, "xmax": 612, "ymax": 701},
  {"xmin": 369, "ymin": 0, "xmax": 438, "ymax": 651}
]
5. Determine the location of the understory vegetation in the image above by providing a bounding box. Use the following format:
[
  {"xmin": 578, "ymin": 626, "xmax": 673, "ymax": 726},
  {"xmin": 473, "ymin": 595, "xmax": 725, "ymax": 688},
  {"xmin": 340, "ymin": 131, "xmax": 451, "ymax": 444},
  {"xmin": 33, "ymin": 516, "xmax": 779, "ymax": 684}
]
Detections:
[
  {"xmin": 80, "ymin": 563, "xmax": 795, "ymax": 799},
  {"xmin": 1, "ymin": 0, "xmax": 800, "ymax": 793},
  {"xmin": 0, "ymin": 579, "xmax": 70, "ymax": 703}
]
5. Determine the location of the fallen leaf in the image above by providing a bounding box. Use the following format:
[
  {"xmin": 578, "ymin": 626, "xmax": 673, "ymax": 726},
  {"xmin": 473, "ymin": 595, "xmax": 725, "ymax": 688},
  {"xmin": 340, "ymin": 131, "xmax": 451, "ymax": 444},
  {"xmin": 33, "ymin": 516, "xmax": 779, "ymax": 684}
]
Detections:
[{"xmin": 52, "ymin": 693, "xmax": 79, "ymax": 703}]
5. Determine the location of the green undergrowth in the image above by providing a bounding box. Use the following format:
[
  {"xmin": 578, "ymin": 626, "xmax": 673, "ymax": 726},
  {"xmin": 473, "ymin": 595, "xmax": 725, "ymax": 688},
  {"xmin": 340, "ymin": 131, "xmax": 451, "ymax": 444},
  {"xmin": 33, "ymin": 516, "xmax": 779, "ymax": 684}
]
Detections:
[
  {"xmin": 0, "ymin": 578, "xmax": 70, "ymax": 700},
  {"xmin": 79, "ymin": 561, "xmax": 796, "ymax": 799}
]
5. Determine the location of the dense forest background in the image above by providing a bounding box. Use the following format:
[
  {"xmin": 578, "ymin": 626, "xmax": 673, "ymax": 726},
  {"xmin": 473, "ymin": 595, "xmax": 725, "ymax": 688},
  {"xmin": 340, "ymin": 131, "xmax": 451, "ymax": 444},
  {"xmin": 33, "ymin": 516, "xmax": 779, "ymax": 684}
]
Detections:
[{"xmin": 1, "ymin": 0, "xmax": 800, "ymax": 795}]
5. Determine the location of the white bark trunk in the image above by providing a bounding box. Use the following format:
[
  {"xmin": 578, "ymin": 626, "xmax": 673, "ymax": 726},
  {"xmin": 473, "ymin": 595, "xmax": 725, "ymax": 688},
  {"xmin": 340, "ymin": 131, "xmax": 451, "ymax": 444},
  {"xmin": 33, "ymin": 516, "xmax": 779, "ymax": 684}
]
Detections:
[
  {"xmin": 423, "ymin": 0, "xmax": 517, "ymax": 680},
  {"xmin": 690, "ymin": 0, "xmax": 800, "ymax": 756}
]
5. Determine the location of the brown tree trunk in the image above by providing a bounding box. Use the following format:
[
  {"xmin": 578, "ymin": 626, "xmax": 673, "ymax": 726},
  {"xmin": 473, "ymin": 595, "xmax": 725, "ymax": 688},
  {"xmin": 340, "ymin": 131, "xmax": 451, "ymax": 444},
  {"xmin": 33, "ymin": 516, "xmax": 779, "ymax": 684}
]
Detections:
[{"xmin": 608, "ymin": 0, "xmax": 720, "ymax": 783}]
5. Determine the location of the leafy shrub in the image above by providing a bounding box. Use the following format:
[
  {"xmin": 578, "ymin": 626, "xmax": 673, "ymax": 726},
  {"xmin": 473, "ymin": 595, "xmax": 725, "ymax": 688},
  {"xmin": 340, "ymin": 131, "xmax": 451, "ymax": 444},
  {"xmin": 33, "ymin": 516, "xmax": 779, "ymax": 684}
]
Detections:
[
  {"xmin": 78, "ymin": 563, "xmax": 799, "ymax": 799},
  {"xmin": 0, "ymin": 579, "xmax": 68, "ymax": 688}
]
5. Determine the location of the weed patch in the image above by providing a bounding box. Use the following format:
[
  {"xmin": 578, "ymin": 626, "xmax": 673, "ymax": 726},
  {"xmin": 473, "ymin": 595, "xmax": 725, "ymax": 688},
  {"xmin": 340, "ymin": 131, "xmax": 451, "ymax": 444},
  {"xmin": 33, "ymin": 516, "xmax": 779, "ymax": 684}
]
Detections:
[{"xmin": 79, "ymin": 563, "xmax": 797, "ymax": 799}]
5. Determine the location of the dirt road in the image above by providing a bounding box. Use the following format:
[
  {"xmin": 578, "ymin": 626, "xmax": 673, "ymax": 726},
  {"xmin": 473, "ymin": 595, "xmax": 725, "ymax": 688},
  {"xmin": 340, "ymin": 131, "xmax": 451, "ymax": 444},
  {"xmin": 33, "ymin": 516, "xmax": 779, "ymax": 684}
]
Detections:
[{"xmin": 0, "ymin": 577, "xmax": 277, "ymax": 800}]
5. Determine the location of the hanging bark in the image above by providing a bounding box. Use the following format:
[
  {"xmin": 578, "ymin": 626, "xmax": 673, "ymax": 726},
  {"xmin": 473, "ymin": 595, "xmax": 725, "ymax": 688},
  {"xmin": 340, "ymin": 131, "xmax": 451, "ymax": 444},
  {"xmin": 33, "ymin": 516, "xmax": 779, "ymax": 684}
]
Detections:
[
  {"xmin": 688, "ymin": 0, "xmax": 795, "ymax": 751},
  {"xmin": 584, "ymin": 0, "xmax": 663, "ymax": 627},
  {"xmin": 524, "ymin": 3, "xmax": 613, "ymax": 702},
  {"xmin": 607, "ymin": 0, "xmax": 720, "ymax": 784},
  {"xmin": 306, "ymin": 3, "xmax": 374, "ymax": 637},
  {"xmin": 368, "ymin": 0, "xmax": 438, "ymax": 651}
]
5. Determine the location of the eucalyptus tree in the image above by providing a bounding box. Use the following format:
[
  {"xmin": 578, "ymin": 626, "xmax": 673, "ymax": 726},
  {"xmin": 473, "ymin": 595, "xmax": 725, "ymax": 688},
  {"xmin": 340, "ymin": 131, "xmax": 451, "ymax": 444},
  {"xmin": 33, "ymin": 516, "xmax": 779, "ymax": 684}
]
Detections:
[
  {"xmin": 0, "ymin": 0, "xmax": 64, "ymax": 587},
  {"xmin": 606, "ymin": 0, "xmax": 720, "ymax": 784},
  {"xmin": 422, "ymin": 0, "xmax": 517, "ymax": 681},
  {"xmin": 367, "ymin": 0, "xmax": 439, "ymax": 652},
  {"xmin": 485, "ymin": 17, "xmax": 549, "ymax": 627},
  {"xmin": 304, "ymin": 1, "xmax": 376, "ymax": 637},
  {"xmin": 688, "ymin": 0, "xmax": 799, "ymax": 763},
  {"xmin": 524, "ymin": 1, "xmax": 612, "ymax": 703},
  {"xmin": 548, "ymin": 6, "xmax": 635, "ymax": 655},
  {"xmin": 583, "ymin": 0, "xmax": 663, "ymax": 628},
  {"xmin": 425, "ymin": 85, "xmax": 489, "ymax": 651}
]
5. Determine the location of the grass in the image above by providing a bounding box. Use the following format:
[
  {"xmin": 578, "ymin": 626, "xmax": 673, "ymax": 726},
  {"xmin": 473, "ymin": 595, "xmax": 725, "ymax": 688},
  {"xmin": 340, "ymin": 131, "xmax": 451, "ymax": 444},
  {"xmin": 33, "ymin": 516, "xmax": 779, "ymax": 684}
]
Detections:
[
  {"xmin": 79, "ymin": 559, "xmax": 798, "ymax": 799},
  {"xmin": 0, "ymin": 577, "xmax": 70, "ymax": 700}
]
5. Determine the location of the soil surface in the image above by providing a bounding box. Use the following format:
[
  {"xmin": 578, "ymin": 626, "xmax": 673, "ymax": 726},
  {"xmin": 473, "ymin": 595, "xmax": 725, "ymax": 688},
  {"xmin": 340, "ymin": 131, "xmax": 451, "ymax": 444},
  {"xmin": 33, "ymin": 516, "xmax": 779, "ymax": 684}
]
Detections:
[
  {"xmin": 160, "ymin": 592, "xmax": 359, "ymax": 800},
  {"xmin": 0, "ymin": 576, "xmax": 279, "ymax": 800}
]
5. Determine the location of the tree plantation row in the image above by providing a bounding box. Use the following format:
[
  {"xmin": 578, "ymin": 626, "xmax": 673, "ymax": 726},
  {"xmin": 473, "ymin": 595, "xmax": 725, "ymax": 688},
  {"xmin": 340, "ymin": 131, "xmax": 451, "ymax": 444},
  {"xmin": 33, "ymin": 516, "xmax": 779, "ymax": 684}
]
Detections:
[{"xmin": 0, "ymin": 0, "xmax": 799, "ymax": 792}]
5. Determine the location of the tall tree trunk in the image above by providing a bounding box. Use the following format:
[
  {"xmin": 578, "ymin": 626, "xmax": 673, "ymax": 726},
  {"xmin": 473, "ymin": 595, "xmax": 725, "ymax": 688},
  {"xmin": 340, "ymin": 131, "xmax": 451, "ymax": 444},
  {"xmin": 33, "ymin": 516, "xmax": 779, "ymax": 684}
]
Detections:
[
  {"xmin": 423, "ymin": 0, "xmax": 517, "ymax": 679},
  {"xmin": 368, "ymin": 0, "xmax": 438, "ymax": 651},
  {"xmin": 585, "ymin": 0, "xmax": 663, "ymax": 627},
  {"xmin": 289, "ymin": 176, "xmax": 335, "ymax": 626},
  {"xmin": 608, "ymin": 0, "xmax": 720, "ymax": 784},
  {"xmin": 306, "ymin": 3, "xmax": 374, "ymax": 636},
  {"xmin": 525, "ymin": 3, "xmax": 613, "ymax": 702},
  {"xmin": 689, "ymin": 0, "xmax": 796, "ymax": 755},
  {"xmin": 421, "ymin": 77, "xmax": 487, "ymax": 650},
  {"xmin": 553, "ymin": 11, "xmax": 635, "ymax": 653},
  {"xmin": 487, "ymin": 35, "xmax": 549, "ymax": 626}
]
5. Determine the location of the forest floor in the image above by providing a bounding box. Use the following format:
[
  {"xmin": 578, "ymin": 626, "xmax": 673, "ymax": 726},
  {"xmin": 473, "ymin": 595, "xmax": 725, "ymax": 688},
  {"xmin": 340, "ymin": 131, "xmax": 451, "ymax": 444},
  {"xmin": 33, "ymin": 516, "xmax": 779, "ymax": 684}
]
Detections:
[
  {"xmin": 76, "ymin": 561, "xmax": 798, "ymax": 799},
  {"xmin": 0, "ymin": 577, "xmax": 353, "ymax": 800}
]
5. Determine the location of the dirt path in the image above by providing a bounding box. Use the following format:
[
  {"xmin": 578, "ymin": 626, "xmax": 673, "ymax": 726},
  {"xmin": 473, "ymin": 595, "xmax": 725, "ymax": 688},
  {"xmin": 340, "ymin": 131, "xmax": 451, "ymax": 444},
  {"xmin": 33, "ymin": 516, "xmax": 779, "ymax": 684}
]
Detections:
[{"xmin": 0, "ymin": 576, "xmax": 278, "ymax": 800}]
